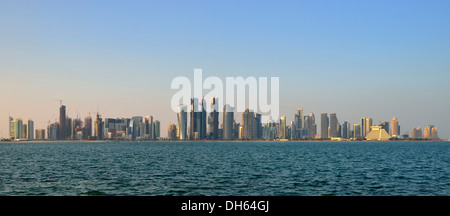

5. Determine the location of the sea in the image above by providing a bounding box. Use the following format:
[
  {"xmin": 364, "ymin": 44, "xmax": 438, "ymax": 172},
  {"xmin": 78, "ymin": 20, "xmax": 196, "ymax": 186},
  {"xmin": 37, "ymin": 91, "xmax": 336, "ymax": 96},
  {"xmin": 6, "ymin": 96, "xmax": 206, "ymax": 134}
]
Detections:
[{"xmin": 0, "ymin": 141, "xmax": 448, "ymax": 196}]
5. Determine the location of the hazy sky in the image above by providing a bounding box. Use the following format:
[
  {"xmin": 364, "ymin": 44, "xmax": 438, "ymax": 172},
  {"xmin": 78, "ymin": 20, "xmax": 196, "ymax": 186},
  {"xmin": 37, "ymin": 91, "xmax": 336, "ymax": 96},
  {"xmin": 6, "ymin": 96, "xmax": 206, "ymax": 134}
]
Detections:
[{"xmin": 1, "ymin": 0, "xmax": 449, "ymax": 138}]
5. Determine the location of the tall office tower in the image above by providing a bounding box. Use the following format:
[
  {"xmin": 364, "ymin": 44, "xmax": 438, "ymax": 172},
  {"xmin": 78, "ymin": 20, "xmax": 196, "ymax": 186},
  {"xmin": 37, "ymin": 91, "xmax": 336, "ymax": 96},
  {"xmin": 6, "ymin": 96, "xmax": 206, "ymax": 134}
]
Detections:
[
  {"xmin": 13, "ymin": 118, "xmax": 23, "ymax": 139},
  {"xmin": 380, "ymin": 121, "xmax": 390, "ymax": 135},
  {"xmin": 329, "ymin": 113, "xmax": 339, "ymax": 138},
  {"xmin": 9, "ymin": 116, "xmax": 14, "ymax": 139},
  {"xmin": 201, "ymin": 98, "xmax": 207, "ymax": 139},
  {"xmin": 22, "ymin": 124, "xmax": 27, "ymax": 139},
  {"xmin": 177, "ymin": 105, "xmax": 188, "ymax": 140},
  {"xmin": 391, "ymin": 117, "xmax": 399, "ymax": 137},
  {"xmin": 59, "ymin": 105, "xmax": 67, "ymax": 140},
  {"xmin": 145, "ymin": 115, "xmax": 154, "ymax": 139},
  {"xmin": 365, "ymin": 118, "xmax": 373, "ymax": 136},
  {"xmin": 320, "ymin": 113, "xmax": 329, "ymax": 139},
  {"xmin": 95, "ymin": 113, "xmax": 104, "ymax": 140},
  {"xmin": 168, "ymin": 124, "xmax": 177, "ymax": 140},
  {"xmin": 84, "ymin": 116, "xmax": 92, "ymax": 138},
  {"xmin": 309, "ymin": 112, "xmax": 316, "ymax": 137},
  {"xmin": 255, "ymin": 113, "xmax": 262, "ymax": 139},
  {"xmin": 342, "ymin": 122, "xmax": 350, "ymax": 139},
  {"xmin": 36, "ymin": 129, "xmax": 45, "ymax": 140},
  {"xmin": 190, "ymin": 98, "xmax": 201, "ymax": 140},
  {"xmin": 242, "ymin": 108, "xmax": 255, "ymax": 139},
  {"xmin": 48, "ymin": 123, "xmax": 58, "ymax": 140},
  {"xmin": 293, "ymin": 108, "xmax": 303, "ymax": 138},
  {"xmin": 354, "ymin": 124, "xmax": 361, "ymax": 139},
  {"xmin": 290, "ymin": 121, "xmax": 295, "ymax": 139},
  {"xmin": 153, "ymin": 120, "xmax": 160, "ymax": 139},
  {"xmin": 279, "ymin": 116, "xmax": 286, "ymax": 139},
  {"xmin": 412, "ymin": 127, "xmax": 423, "ymax": 139},
  {"xmin": 431, "ymin": 127, "xmax": 438, "ymax": 139},
  {"xmin": 223, "ymin": 105, "xmax": 234, "ymax": 140},
  {"xmin": 360, "ymin": 118, "xmax": 366, "ymax": 137},
  {"xmin": 131, "ymin": 116, "xmax": 143, "ymax": 140},
  {"xmin": 209, "ymin": 98, "xmax": 219, "ymax": 139}
]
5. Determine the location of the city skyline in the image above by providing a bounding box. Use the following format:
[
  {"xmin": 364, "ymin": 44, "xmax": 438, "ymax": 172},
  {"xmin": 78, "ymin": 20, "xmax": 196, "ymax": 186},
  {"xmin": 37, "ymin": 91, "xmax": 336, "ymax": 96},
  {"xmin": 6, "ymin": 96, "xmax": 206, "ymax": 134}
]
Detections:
[
  {"xmin": 4, "ymin": 100, "xmax": 442, "ymax": 141},
  {"xmin": 1, "ymin": 1, "xmax": 450, "ymax": 139}
]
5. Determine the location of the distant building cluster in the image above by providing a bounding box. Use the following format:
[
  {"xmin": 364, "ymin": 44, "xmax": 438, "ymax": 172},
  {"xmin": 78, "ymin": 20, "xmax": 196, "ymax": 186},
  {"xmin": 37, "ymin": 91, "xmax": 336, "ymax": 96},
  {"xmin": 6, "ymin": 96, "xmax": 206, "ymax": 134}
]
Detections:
[
  {"xmin": 6, "ymin": 101, "xmax": 440, "ymax": 141},
  {"xmin": 7, "ymin": 104, "xmax": 160, "ymax": 141},
  {"xmin": 171, "ymin": 98, "xmax": 440, "ymax": 141}
]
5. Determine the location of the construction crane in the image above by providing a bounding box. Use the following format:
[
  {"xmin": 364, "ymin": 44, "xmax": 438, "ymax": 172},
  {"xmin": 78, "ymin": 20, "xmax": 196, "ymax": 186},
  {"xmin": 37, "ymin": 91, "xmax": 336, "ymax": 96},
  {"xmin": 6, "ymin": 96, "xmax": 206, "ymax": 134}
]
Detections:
[{"xmin": 55, "ymin": 99, "xmax": 63, "ymax": 105}]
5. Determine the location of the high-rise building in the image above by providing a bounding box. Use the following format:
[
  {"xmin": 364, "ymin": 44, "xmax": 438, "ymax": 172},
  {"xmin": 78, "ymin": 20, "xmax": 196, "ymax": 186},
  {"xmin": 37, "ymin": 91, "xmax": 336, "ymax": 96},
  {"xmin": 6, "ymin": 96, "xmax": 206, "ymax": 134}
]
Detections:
[
  {"xmin": 279, "ymin": 116, "xmax": 286, "ymax": 139},
  {"xmin": 84, "ymin": 116, "xmax": 92, "ymax": 139},
  {"xmin": 153, "ymin": 120, "xmax": 160, "ymax": 139},
  {"xmin": 424, "ymin": 125, "xmax": 438, "ymax": 139},
  {"xmin": 22, "ymin": 124, "xmax": 27, "ymax": 139},
  {"xmin": 145, "ymin": 115, "xmax": 154, "ymax": 139},
  {"xmin": 391, "ymin": 117, "xmax": 399, "ymax": 137},
  {"xmin": 432, "ymin": 127, "xmax": 438, "ymax": 139},
  {"xmin": 329, "ymin": 113, "xmax": 339, "ymax": 138},
  {"xmin": 412, "ymin": 127, "xmax": 423, "ymax": 139},
  {"xmin": 365, "ymin": 118, "xmax": 373, "ymax": 136},
  {"xmin": 59, "ymin": 105, "xmax": 67, "ymax": 139},
  {"xmin": 177, "ymin": 105, "xmax": 188, "ymax": 140},
  {"xmin": 9, "ymin": 116, "xmax": 14, "ymax": 139},
  {"xmin": 209, "ymin": 98, "xmax": 219, "ymax": 139},
  {"xmin": 293, "ymin": 108, "xmax": 303, "ymax": 138},
  {"xmin": 201, "ymin": 98, "xmax": 207, "ymax": 139},
  {"xmin": 242, "ymin": 108, "xmax": 255, "ymax": 139},
  {"xmin": 342, "ymin": 122, "xmax": 350, "ymax": 139},
  {"xmin": 320, "ymin": 113, "xmax": 329, "ymax": 139},
  {"xmin": 95, "ymin": 114, "xmax": 104, "ymax": 140},
  {"xmin": 190, "ymin": 98, "xmax": 202, "ymax": 140},
  {"xmin": 35, "ymin": 129, "xmax": 45, "ymax": 140},
  {"xmin": 380, "ymin": 121, "xmax": 390, "ymax": 135},
  {"xmin": 223, "ymin": 105, "xmax": 234, "ymax": 140},
  {"xmin": 13, "ymin": 118, "xmax": 23, "ymax": 140},
  {"xmin": 48, "ymin": 123, "xmax": 58, "ymax": 140},
  {"xmin": 168, "ymin": 124, "xmax": 177, "ymax": 140},
  {"xmin": 354, "ymin": 124, "xmax": 361, "ymax": 139}
]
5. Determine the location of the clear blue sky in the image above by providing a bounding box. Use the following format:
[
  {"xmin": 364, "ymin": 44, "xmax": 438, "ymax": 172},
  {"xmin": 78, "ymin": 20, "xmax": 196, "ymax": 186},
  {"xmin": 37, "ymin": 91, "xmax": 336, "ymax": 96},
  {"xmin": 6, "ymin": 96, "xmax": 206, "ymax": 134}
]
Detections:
[{"xmin": 1, "ymin": 0, "xmax": 449, "ymax": 138}]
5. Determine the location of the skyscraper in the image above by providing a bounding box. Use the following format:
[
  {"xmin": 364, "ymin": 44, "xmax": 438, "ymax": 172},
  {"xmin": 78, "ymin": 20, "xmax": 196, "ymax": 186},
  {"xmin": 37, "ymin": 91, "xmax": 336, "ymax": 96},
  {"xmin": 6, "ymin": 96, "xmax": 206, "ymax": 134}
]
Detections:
[
  {"xmin": 309, "ymin": 112, "xmax": 317, "ymax": 137},
  {"xmin": 14, "ymin": 118, "xmax": 23, "ymax": 140},
  {"xmin": 190, "ymin": 98, "xmax": 204, "ymax": 140},
  {"xmin": 365, "ymin": 118, "xmax": 373, "ymax": 136},
  {"xmin": 242, "ymin": 108, "xmax": 255, "ymax": 139},
  {"xmin": 209, "ymin": 98, "xmax": 219, "ymax": 139},
  {"xmin": 329, "ymin": 113, "xmax": 339, "ymax": 138},
  {"xmin": 168, "ymin": 124, "xmax": 177, "ymax": 140},
  {"xmin": 145, "ymin": 115, "xmax": 153, "ymax": 139},
  {"xmin": 59, "ymin": 105, "xmax": 67, "ymax": 139},
  {"xmin": 412, "ymin": 127, "xmax": 423, "ymax": 139},
  {"xmin": 280, "ymin": 116, "xmax": 286, "ymax": 139},
  {"xmin": 27, "ymin": 119, "xmax": 34, "ymax": 140},
  {"xmin": 223, "ymin": 105, "xmax": 234, "ymax": 140},
  {"xmin": 391, "ymin": 117, "xmax": 399, "ymax": 137},
  {"xmin": 293, "ymin": 108, "xmax": 303, "ymax": 138},
  {"xmin": 201, "ymin": 98, "xmax": 207, "ymax": 139},
  {"xmin": 354, "ymin": 123, "xmax": 361, "ymax": 139},
  {"xmin": 380, "ymin": 121, "xmax": 390, "ymax": 135},
  {"xmin": 95, "ymin": 113, "xmax": 104, "ymax": 140},
  {"xmin": 342, "ymin": 122, "xmax": 350, "ymax": 139},
  {"xmin": 84, "ymin": 116, "xmax": 92, "ymax": 138},
  {"xmin": 35, "ymin": 129, "xmax": 45, "ymax": 140},
  {"xmin": 153, "ymin": 120, "xmax": 160, "ymax": 139},
  {"xmin": 9, "ymin": 116, "xmax": 14, "ymax": 139},
  {"xmin": 177, "ymin": 105, "xmax": 187, "ymax": 140},
  {"xmin": 320, "ymin": 113, "xmax": 329, "ymax": 139}
]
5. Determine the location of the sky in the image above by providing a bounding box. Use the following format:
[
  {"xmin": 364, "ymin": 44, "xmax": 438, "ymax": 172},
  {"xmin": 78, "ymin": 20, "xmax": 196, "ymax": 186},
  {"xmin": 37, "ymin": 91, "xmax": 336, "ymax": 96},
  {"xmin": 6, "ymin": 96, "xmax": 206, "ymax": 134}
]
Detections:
[{"xmin": 1, "ymin": 0, "xmax": 449, "ymax": 138}]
